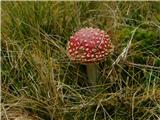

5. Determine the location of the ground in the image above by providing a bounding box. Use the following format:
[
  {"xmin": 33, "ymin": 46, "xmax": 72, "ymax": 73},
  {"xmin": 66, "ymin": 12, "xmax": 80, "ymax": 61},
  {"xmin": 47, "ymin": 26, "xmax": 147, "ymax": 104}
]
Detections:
[{"xmin": 1, "ymin": 1, "xmax": 160, "ymax": 120}]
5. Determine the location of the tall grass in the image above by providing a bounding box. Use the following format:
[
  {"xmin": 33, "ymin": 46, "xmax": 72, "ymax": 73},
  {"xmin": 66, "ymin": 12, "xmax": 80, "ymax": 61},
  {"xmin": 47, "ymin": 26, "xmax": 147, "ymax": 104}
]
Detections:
[{"xmin": 1, "ymin": 1, "xmax": 160, "ymax": 120}]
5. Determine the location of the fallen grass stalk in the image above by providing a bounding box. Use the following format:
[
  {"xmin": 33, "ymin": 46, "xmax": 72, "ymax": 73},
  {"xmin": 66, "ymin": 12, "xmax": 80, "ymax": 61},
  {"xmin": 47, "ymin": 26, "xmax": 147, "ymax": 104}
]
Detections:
[{"xmin": 126, "ymin": 61, "xmax": 160, "ymax": 70}]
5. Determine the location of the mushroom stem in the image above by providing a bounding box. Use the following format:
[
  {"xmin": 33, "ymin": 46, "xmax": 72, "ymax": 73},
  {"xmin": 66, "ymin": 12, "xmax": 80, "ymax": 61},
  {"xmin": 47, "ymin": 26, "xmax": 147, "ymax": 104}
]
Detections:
[{"xmin": 86, "ymin": 63, "xmax": 97, "ymax": 86}]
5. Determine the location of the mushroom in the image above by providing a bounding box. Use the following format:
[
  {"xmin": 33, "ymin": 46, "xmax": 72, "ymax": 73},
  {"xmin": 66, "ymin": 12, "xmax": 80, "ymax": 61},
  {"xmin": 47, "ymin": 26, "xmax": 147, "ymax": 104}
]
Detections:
[{"xmin": 67, "ymin": 27, "xmax": 113, "ymax": 86}]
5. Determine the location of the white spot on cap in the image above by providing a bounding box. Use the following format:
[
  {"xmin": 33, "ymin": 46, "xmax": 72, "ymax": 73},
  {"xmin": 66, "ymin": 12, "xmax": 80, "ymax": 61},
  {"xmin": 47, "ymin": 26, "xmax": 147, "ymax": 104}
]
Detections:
[
  {"xmin": 91, "ymin": 54, "xmax": 94, "ymax": 58},
  {"xmin": 101, "ymin": 51, "xmax": 105, "ymax": 54},
  {"xmin": 75, "ymin": 38, "xmax": 78, "ymax": 41},
  {"xmin": 86, "ymin": 48, "xmax": 89, "ymax": 51},
  {"xmin": 84, "ymin": 40, "xmax": 87, "ymax": 42},
  {"xmin": 104, "ymin": 41, "xmax": 108, "ymax": 44},
  {"xmin": 108, "ymin": 44, "xmax": 112, "ymax": 48},
  {"xmin": 71, "ymin": 52, "xmax": 75, "ymax": 56},
  {"xmin": 87, "ymin": 54, "xmax": 90, "ymax": 57},
  {"xmin": 73, "ymin": 43, "xmax": 77, "ymax": 47},
  {"xmin": 85, "ymin": 44, "xmax": 89, "ymax": 47},
  {"xmin": 95, "ymin": 37, "xmax": 98, "ymax": 39},
  {"xmin": 105, "ymin": 35, "xmax": 109, "ymax": 37},
  {"xmin": 92, "ymin": 58, "xmax": 96, "ymax": 61},
  {"xmin": 100, "ymin": 34, "xmax": 104, "ymax": 37},
  {"xmin": 98, "ymin": 45, "xmax": 102, "ymax": 49},
  {"xmin": 80, "ymin": 46, "xmax": 84, "ymax": 49},
  {"xmin": 92, "ymin": 49, "xmax": 96, "ymax": 52},
  {"xmin": 82, "ymin": 34, "xmax": 86, "ymax": 37},
  {"xmin": 90, "ymin": 41, "xmax": 94, "ymax": 44},
  {"xmin": 70, "ymin": 36, "xmax": 74, "ymax": 39},
  {"xmin": 81, "ymin": 56, "xmax": 85, "ymax": 58},
  {"xmin": 75, "ymin": 51, "xmax": 78, "ymax": 54},
  {"xmin": 77, "ymin": 41, "xmax": 80, "ymax": 45},
  {"xmin": 96, "ymin": 40, "xmax": 100, "ymax": 43},
  {"xmin": 100, "ymin": 30, "xmax": 104, "ymax": 33},
  {"xmin": 70, "ymin": 42, "xmax": 73, "ymax": 46},
  {"xmin": 69, "ymin": 49, "xmax": 72, "ymax": 53},
  {"xmin": 95, "ymin": 33, "xmax": 98, "ymax": 36},
  {"xmin": 77, "ymin": 55, "xmax": 81, "ymax": 58}
]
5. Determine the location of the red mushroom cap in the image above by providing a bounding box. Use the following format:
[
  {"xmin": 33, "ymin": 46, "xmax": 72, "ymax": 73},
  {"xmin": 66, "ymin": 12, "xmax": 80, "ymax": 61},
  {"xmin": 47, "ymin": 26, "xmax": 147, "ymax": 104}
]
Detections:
[{"xmin": 67, "ymin": 27, "xmax": 113, "ymax": 63}]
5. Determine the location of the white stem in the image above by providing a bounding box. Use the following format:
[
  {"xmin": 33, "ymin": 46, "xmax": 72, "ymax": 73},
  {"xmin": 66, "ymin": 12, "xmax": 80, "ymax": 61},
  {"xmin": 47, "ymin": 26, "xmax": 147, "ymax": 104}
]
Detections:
[{"xmin": 86, "ymin": 63, "xmax": 97, "ymax": 86}]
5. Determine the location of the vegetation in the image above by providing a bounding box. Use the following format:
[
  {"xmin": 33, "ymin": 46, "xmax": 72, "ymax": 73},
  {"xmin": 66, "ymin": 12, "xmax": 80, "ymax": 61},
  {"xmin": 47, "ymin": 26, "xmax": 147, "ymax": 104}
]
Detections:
[{"xmin": 1, "ymin": 1, "xmax": 160, "ymax": 120}]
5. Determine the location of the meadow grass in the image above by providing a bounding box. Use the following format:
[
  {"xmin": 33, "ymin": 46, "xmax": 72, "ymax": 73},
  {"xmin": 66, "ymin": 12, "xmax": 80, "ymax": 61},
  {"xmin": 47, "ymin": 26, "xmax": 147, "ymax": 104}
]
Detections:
[{"xmin": 1, "ymin": 1, "xmax": 160, "ymax": 120}]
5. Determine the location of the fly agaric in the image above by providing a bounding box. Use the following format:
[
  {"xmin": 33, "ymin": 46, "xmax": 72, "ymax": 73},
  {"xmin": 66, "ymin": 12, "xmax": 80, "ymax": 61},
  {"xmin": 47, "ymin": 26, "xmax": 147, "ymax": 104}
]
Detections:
[{"xmin": 67, "ymin": 27, "xmax": 113, "ymax": 85}]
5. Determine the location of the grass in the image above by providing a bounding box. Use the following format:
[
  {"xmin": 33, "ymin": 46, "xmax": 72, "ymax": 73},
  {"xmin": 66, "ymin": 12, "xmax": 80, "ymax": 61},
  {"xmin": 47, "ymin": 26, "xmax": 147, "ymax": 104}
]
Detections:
[{"xmin": 1, "ymin": 1, "xmax": 160, "ymax": 120}]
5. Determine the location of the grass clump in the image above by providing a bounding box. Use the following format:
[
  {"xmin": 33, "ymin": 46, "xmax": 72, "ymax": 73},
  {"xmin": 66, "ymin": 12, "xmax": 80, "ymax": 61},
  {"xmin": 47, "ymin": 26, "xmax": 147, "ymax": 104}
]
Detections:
[{"xmin": 1, "ymin": 1, "xmax": 160, "ymax": 120}]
